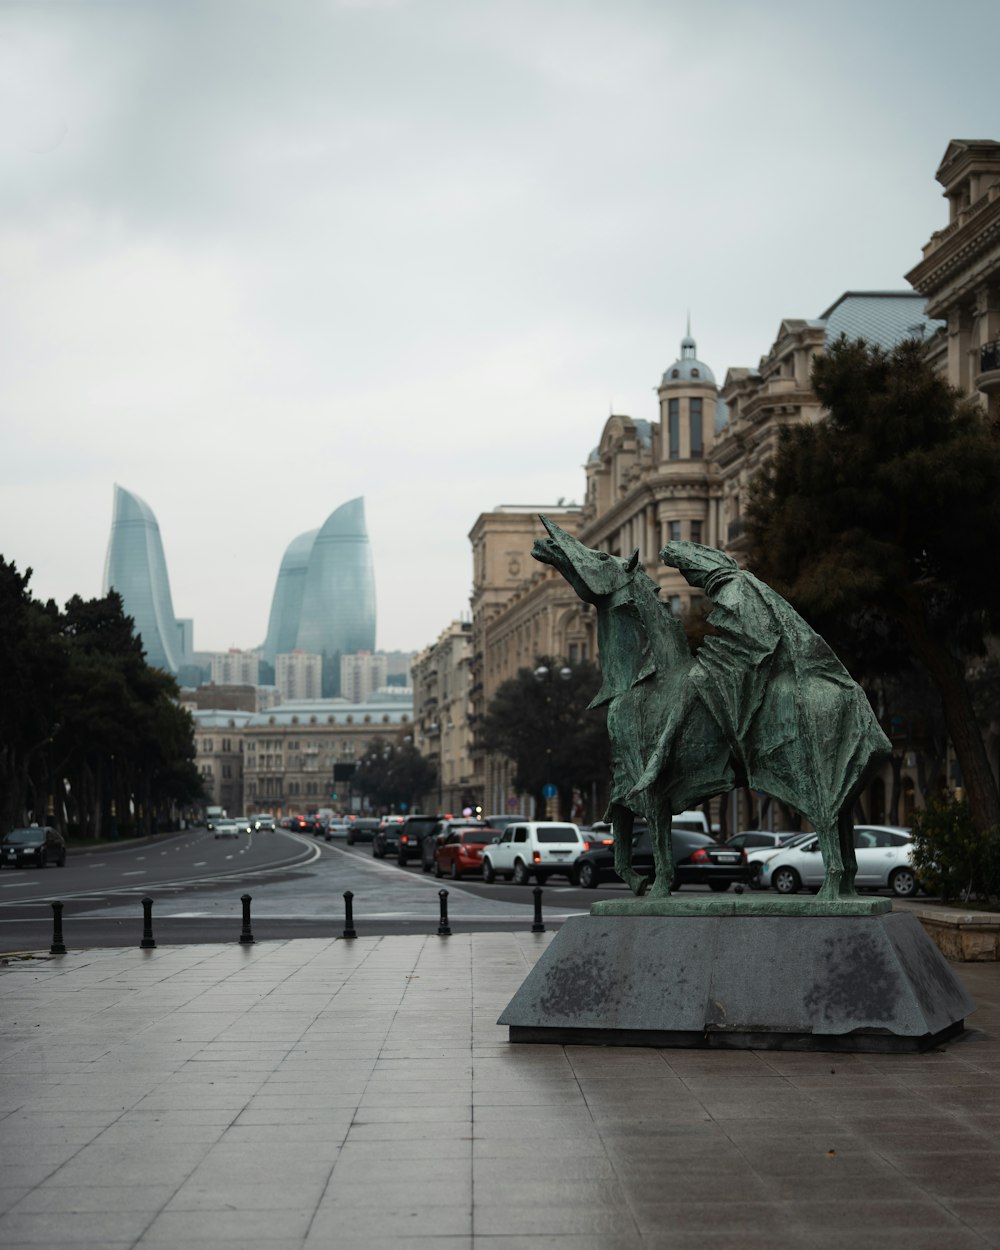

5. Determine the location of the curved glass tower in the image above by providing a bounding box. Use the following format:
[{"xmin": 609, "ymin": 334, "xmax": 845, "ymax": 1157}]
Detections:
[
  {"xmin": 262, "ymin": 497, "xmax": 377, "ymax": 674},
  {"xmin": 103, "ymin": 484, "xmax": 188, "ymax": 673},
  {"xmin": 260, "ymin": 528, "xmax": 319, "ymax": 664}
]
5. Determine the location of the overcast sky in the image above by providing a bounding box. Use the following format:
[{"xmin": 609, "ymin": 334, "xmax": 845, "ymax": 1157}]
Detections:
[{"xmin": 1, "ymin": 0, "xmax": 996, "ymax": 657}]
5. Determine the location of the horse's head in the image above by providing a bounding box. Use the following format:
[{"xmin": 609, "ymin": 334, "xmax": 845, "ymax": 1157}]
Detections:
[{"xmin": 532, "ymin": 514, "xmax": 640, "ymax": 604}]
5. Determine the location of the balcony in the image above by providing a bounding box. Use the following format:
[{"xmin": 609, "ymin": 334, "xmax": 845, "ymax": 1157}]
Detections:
[{"xmin": 976, "ymin": 340, "xmax": 1000, "ymax": 395}]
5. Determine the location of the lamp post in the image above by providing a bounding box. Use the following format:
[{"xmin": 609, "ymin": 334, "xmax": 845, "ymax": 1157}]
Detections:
[{"xmin": 532, "ymin": 662, "xmax": 573, "ymax": 820}]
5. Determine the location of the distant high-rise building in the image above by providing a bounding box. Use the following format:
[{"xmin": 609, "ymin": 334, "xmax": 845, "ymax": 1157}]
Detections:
[
  {"xmin": 261, "ymin": 498, "xmax": 377, "ymax": 692},
  {"xmin": 340, "ymin": 651, "xmax": 388, "ymax": 704},
  {"xmin": 103, "ymin": 484, "xmax": 192, "ymax": 674},
  {"xmin": 210, "ymin": 649, "xmax": 259, "ymax": 687},
  {"xmin": 276, "ymin": 650, "xmax": 323, "ymax": 702}
]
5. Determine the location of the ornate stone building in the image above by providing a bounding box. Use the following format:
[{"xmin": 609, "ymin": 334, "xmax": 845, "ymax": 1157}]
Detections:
[
  {"xmin": 240, "ymin": 697, "xmax": 413, "ymax": 815},
  {"xmin": 463, "ymin": 139, "xmax": 1000, "ymax": 826},
  {"xmin": 467, "ymin": 504, "xmax": 590, "ymax": 816},
  {"xmin": 906, "ymin": 138, "xmax": 1000, "ymax": 418},
  {"xmin": 412, "ymin": 620, "xmax": 476, "ymax": 814}
]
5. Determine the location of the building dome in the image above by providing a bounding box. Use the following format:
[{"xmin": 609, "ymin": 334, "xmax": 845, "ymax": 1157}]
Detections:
[{"xmin": 660, "ymin": 332, "xmax": 716, "ymax": 387}]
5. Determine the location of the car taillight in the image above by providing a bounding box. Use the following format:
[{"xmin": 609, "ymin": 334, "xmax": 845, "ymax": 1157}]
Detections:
[
  {"xmin": 401, "ymin": 834, "xmax": 409, "ymax": 844},
  {"xmin": 533, "ymin": 851, "xmax": 541, "ymax": 863},
  {"xmin": 740, "ymin": 849, "xmax": 747, "ymax": 862},
  {"xmin": 691, "ymin": 848, "xmax": 710, "ymax": 862}
]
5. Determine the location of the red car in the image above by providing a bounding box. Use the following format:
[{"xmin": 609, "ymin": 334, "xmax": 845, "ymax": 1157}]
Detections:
[{"xmin": 434, "ymin": 827, "xmax": 499, "ymax": 880}]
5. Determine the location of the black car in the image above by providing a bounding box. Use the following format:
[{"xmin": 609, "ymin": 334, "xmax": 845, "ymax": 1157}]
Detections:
[
  {"xmin": 574, "ymin": 826, "xmax": 748, "ymax": 891},
  {"xmin": 1, "ymin": 826, "xmax": 67, "ymax": 869},
  {"xmin": 345, "ymin": 818, "xmax": 381, "ymax": 845},
  {"xmin": 395, "ymin": 814, "xmax": 444, "ymax": 866},
  {"xmin": 371, "ymin": 818, "xmax": 406, "ymax": 858}
]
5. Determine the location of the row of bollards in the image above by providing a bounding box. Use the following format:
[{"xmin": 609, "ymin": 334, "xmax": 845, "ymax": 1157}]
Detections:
[{"xmin": 47, "ymin": 886, "xmax": 549, "ymax": 953}]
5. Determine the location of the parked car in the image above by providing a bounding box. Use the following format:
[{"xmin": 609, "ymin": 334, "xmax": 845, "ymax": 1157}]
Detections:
[
  {"xmin": 573, "ymin": 826, "xmax": 749, "ymax": 891},
  {"xmin": 1, "ymin": 826, "xmax": 67, "ymax": 869},
  {"xmin": 482, "ymin": 821, "xmax": 585, "ymax": 885},
  {"xmin": 345, "ymin": 818, "xmax": 381, "ymax": 846},
  {"xmin": 578, "ymin": 822, "xmax": 615, "ymax": 852},
  {"xmin": 420, "ymin": 817, "xmax": 488, "ymax": 872},
  {"xmin": 726, "ymin": 830, "xmax": 802, "ymax": 887},
  {"xmin": 483, "ymin": 814, "xmax": 525, "ymax": 834},
  {"xmin": 250, "ymin": 814, "xmax": 276, "ymax": 832},
  {"xmin": 759, "ymin": 825, "xmax": 915, "ymax": 896},
  {"xmin": 371, "ymin": 816, "xmax": 407, "ymax": 858},
  {"xmin": 434, "ymin": 827, "xmax": 500, "ymax": 879}
]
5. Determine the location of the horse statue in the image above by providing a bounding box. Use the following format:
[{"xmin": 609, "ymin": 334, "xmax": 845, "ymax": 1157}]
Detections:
[{"xmin": 531, "ymin": 515, "xmax": 891, "ymax": 901}]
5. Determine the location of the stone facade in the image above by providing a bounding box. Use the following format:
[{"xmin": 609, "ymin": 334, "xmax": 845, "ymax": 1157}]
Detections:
[
  {"xmin": 191, "ymin": 709, "xmax": 253, "ymax": 816},
  {"xmin": 906, "ymin": 139, "xmax": 1000, "ymax": 417},
  {"xmin": 412, "ymin": 621, "xmax": 476, "ymax": 815},
  {"xmin": 460, "ymin": 139, "xmax": 1000, "ymax": 826},
  {"xmin": 468, "ymin": 505, "xmax": 586, "ymax": 815},
  {"xmin": 241, "ymin": 699, "xmax": 413, "ymax": 815}
]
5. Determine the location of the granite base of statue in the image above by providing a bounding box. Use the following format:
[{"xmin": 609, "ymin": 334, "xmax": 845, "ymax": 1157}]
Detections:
[
  {"xmin": 497, "ymin": 520, "xmax": 975, "ymax": 1053},
  {"xmin": 499, "ymin": 905, "xmax": 973, "ymax": 1053}
]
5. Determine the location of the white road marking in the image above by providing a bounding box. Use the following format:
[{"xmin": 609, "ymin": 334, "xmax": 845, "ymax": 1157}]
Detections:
[
  {"xmin": 122, "ymin": 871, "xmax": 145, "ymax": 877},
  {"xmin": 193, "ymin": 861, "xmax": 207, "ymax": 867}
]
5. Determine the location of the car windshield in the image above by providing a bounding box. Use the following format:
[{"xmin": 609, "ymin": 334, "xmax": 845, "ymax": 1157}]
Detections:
[
  {"xmin": 536, "ymin": 826, "xmax": 579, "ymax": 843},
  {"xmin": 4, "ymin": 829, "xmax": 44, "ymax": 845},
  {"xmin": 460, "ymin": 830, "xmax": 492, "ymax": 845}
]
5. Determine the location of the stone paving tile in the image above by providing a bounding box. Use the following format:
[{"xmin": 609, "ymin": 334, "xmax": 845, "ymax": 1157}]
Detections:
[{"xmin": 2, "ymin": 933, "xmax": 1000, "ymax": 1249}]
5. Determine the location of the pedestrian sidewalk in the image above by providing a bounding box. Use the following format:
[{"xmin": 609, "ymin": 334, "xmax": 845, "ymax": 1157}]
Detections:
[{"xmin": 1, "ymin": 932, "xmax": 999, "ymax": 1249}]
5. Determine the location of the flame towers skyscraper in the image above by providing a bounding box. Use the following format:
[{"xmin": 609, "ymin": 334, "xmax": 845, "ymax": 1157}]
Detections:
[
  {"xmin": 261, "ymin": 497, "xmax": 377, "ymax": 687},
  {"xmin": 103, "ymin": 485, "xmax": 193, "ymax": 674}
]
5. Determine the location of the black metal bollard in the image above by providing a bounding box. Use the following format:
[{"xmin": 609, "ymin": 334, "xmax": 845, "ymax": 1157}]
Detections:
[
  {"xmin": 50, "ymin": 901, "xmax": 67, "ymax": 954},
  {"xmin": 140, "ymin": 897, "xmax": 156, "ymax": 949},
  {"xmin": 239, "ymin": 894, "xmax": 255, "ymax": 945},
  {"xmin": 531, "ymin": 887, "xmax": 546, "ymax": 933},
  {"xmin": 437, "ymin": 889, "xmax": 451, "ymax": 937},
  {"xmin": 342, "ymin": 890, "xmax": 357, "ymax": 939}
]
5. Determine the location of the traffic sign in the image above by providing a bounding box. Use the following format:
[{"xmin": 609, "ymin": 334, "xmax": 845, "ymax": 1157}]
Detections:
[{"xmin": 542, "ymin": 783, "xmax": 558, "ymax": 799}]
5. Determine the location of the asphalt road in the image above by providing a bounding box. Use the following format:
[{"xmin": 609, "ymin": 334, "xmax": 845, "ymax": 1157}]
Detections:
[{"xmin": 0, "ymin": 828, "xmax": 636, "ymax": 952}]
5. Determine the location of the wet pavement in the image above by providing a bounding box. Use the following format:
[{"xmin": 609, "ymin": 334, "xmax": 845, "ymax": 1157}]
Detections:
[{"xmin": 1, "ymin": 931, "xmax": 999, "ymax": 1248}]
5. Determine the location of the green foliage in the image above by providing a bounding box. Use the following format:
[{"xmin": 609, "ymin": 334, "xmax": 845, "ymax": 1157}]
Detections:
[
  {"xmin": 479, "ymin": 655, "xmax": 610, "ymax": 816},
  {"xmin": 0, "ymin": 556, "xmax": 203, "ymax": 835},
  {"xmin": 911, "ymin": 794, "xmax": 1000, "ymax": 904},
  {"xmin": 745, "ymin": 336, "xmax": 1000, "ymax": 836},
  {"xmin": 352, "ymin": 735, "xmax": 437, "ymax": 812}
]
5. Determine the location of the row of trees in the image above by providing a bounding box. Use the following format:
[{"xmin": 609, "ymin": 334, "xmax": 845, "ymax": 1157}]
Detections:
[{"xmin": 0, "ymin": 559, "xmax": 204, "ymax": 838}]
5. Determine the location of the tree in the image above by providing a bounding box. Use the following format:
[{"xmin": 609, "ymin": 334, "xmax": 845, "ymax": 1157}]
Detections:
[
  {"xmin": 745, "ymin": 337, "xmax": 1000, "ymax": 836},
  {"xmin": 352, "ymin": 736, "xmax": 437, "ymax": 812},
  {"xmin": 478, "ymin": 655, "xmax": 610, "ymax": 819},
  {"xmin": 0, "ymin": 561, "xmax": 203, "ymax": 836}
]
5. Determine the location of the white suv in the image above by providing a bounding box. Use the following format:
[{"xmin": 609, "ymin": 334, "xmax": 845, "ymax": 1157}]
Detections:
[{"xmin": 482, "ymin": 821, "xmax": 584, "ymax": 885}]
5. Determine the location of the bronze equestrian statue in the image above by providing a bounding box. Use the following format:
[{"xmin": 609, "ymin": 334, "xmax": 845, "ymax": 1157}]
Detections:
[{"xmin": 532, "ymin": 515, "xmax": 890, "ymax": 901}]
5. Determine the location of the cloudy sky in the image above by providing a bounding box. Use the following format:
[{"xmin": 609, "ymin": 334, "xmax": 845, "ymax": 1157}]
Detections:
[{"xmin": 1, "ymin": 0, "xmax": 995, "ymax": 656}]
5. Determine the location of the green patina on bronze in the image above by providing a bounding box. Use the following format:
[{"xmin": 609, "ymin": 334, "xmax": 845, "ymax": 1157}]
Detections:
[{"xmin": 532, "ymin": 517, "xmax": 891, "ymax": 913}]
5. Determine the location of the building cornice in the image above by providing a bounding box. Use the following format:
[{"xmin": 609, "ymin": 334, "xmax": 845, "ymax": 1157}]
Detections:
[{"xmin": 906, "ymin": 189, "xmax": 1000, "ymax": 303}]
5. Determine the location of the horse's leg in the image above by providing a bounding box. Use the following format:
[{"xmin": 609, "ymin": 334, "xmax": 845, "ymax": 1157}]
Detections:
[
  {"xmin": 610, "ymin": 804, "xmax": 649, "ymax": 896},
  {"xmin": 646, "ymin": 790, "xmax": 675, "ymax": 899},
  {"xmin": 814, "ymin": 806, "xmax": 860, "ymax": 901},
  {"xmin": 836, "ymin": 805, "xmax": 858, "ymax": 897}
]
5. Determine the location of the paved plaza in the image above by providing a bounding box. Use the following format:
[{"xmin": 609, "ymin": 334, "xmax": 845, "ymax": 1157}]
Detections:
[{"xmin": 1, "ymin": 930, "xmax": 999, "ymax": 1249}]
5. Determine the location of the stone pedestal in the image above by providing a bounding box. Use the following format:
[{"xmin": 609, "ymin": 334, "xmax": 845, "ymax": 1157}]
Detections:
[{"xmin": 499, "ymin": 911, "xmax": 975, "ymax": 1053}]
